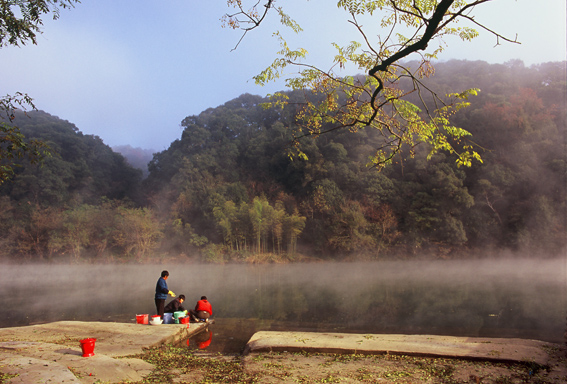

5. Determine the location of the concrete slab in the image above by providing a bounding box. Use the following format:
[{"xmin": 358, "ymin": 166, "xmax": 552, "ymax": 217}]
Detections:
[
  {"xmin": 0, "ymin": 355, "xmax": 79, "ymax": 383},
  {"xmin": 244, "ymin": 331, "xmax": 557, "ymax": 366},
  {"xmin": 0, "ymin": 321, "xmax": 208, "ymax": 383},
  {"xmin": 0, "ymin": 321, "xmax": 203, "ymax": 356}
]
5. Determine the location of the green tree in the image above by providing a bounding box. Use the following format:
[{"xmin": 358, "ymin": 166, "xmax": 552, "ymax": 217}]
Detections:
[
  {"xmin": 60, "ymin": 205, "xmax": 91, "ymax": 261},
  {"xmin": 7, "ymin": 154, "xmax": 72, "ymax": 206},
  {"xmin": 394, "ymin": 155, "xmax": 474, "ymax": 249},
  {"xmin": 328, "ymin": 200, "xmax": 374, "ymax": 252},
  {"xmin": 236, "ymin": 201, "xmax": 252, "ymax": 251},
  {"xmin": 249, "ymin": 196, "xmax": 272, "ymax": 254},
  {"xmin": 86, "ymin": 201, "xmax": 119, "ymax": 258},
  {"xmin": 0, "ymin": 121, "xmax": 50, "ymax": 184},
  {"xmin": 213, "ymin": 200, "xmax": 238, "ymax": 249},
  {"xmin": 283, "ymin": 208, "xmax": 306, "ymax": 255},
  {"xmin": 0, "ymin": 0, "xmax": 79, "ymax": 47},
  {"xmin": 270, "ymin": 200, "xmax": 286, "ymax": 254}
]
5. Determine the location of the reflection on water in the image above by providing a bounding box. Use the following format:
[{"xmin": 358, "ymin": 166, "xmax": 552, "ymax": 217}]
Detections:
[
  {"xmin": 1, "ymin": 258, "xmax": 565, "ymax": 352},
  {"xmin": 188, "ymin": 329, "xmax": 213, "ymax": 350}
]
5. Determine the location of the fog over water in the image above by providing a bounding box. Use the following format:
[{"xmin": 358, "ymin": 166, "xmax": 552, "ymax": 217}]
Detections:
[{"xmin": 1, "ymin": 258, "xmax": 565, "ymax": 347}]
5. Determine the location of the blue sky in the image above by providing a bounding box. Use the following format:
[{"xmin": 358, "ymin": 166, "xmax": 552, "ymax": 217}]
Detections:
[{"xmin": 1, "ymin": 0, "xmax": 566, "ymax": 151}]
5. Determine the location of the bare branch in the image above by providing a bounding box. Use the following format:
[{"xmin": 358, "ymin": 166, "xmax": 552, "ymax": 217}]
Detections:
[
  {"xmin": 224, "ymin": 0, "xmax": 275, "ymax": 50},
  {"xmin": 457, "ymin": 13, "xmax": 520, "ymax": 45}
]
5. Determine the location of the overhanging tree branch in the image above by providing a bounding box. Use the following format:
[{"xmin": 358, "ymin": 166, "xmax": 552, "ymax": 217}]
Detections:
[
  {"xmin": 227, "ymin": 0, "xmax": 516, "ymax": 169},
  {"xmin": 370, "ymin": 0, "xmax": 454, "ymax": 76}
]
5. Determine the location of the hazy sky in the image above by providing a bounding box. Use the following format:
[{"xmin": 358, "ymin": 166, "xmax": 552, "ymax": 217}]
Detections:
[{"xmin": 2, "ymin": 0, "xmax": 565, "ymax": 151}]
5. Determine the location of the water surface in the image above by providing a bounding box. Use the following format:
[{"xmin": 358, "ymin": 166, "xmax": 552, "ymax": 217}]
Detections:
[{"xmin": 1, "ymin": 259, "xmax": 565, "ymax": 352}]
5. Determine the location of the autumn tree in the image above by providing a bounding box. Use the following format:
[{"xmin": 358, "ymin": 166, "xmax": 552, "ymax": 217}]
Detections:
[
  {"xmin": 113, "ymin": 207, "xmax": 163, "ymax": 260},
  {"xmin": 224, "ymin": 0, "xmax": 518, "ymax": 169},
  {"xmin": 13, "ymin": 206, "xmax": 62, "ymax": 260}
]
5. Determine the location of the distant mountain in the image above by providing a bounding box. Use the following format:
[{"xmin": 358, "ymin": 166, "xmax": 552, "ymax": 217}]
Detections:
[{"xmin": 112, "ymin": 145, "xmax": 155, "ymax": 178}]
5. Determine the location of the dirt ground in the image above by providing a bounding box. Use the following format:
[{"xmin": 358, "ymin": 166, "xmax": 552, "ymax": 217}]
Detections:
[
  {"xmin": 155, "ymin": 345, "xmax": 567, "ymax": 384},
  {"xmin": 239, "ymin": 348, "xmax": 567, "ymax": 384}
]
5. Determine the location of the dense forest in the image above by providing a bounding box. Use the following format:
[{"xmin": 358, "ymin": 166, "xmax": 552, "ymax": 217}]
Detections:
[{"xmin": 0, "ymin": 60, "xmax": 565, "ymax": 263}]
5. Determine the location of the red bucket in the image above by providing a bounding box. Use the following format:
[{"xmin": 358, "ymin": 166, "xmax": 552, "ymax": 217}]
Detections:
[
  {"xmin": 80, "ymin": 338, "xmax": 96, "ymax": 357},
  {"xmin": 179, "ymin": 316, "xmax": 189, "ymax": 324},
  {"xmin": 136, "ymin": 314, "xmax": 149, "ymax": 324}
]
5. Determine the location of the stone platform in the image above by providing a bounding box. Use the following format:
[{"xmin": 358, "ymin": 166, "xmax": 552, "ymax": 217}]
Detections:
[
  {"xmin": 0, "ymin": 320, "xmax": 208, "ymax": 383},
  {"xmin": 245, "ymin": 331, "xmax": 558, "ymax": 366}
]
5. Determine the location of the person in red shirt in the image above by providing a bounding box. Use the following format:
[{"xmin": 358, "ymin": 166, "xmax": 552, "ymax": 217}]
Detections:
[{"xmin": 191, "ymin": 296, "xmax": 213, "ymax": 322}]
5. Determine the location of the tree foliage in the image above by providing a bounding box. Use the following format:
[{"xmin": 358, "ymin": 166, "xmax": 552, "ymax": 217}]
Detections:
[
  {"xmin": 0, "ymin": 121, "xmax": 50, "ymax": 183},
  {"xmin": 0, "ymin": 0, "xmax": 79, "ymax": 47}
]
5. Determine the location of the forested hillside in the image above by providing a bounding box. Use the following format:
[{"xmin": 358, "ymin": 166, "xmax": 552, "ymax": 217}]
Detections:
[
  {"xmin": 2, "ymin": 111, "xmax": 142, "ymax": 205},
  {"xmin": 0, "ymin": 60, "xmax": 565, "ymax": 262},
  {"xmin": 0, "ymin": 111, "xmax": 144, "ymax": 261}
]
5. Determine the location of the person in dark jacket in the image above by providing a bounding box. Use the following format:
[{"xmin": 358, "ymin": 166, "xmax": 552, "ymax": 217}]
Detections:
[
  {"xmin": 155, "ymin": 270, "xmax": 176, "ymax": 318},
  {"xmin": 164, "ymin": 295, "xmax": 186, "ymax": 313}
]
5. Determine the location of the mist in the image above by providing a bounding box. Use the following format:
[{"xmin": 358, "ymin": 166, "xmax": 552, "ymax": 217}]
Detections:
[{"xmin": 2, "ymin": 258, "xmax": 565, "ymax": 344}]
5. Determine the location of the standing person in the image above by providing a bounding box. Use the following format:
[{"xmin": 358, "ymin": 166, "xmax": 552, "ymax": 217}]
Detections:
[
  {"xmin": 191, "ymin": 295, "xmax": 213, "ymax": 322},
  {"xmin": 155, "ymin": 270, "xmax": 175, "ymax": 318}
]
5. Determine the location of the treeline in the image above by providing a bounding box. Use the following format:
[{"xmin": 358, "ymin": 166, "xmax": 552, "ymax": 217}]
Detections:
[{"xmin": 0, "ymin": 60, "xmax": 565, "ymax": 262}]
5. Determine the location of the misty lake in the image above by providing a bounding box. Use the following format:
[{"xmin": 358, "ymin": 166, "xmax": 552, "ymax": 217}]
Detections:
[{"xmin": 1, "ymin": 258, "xmax": 565, "ymax": 353}]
